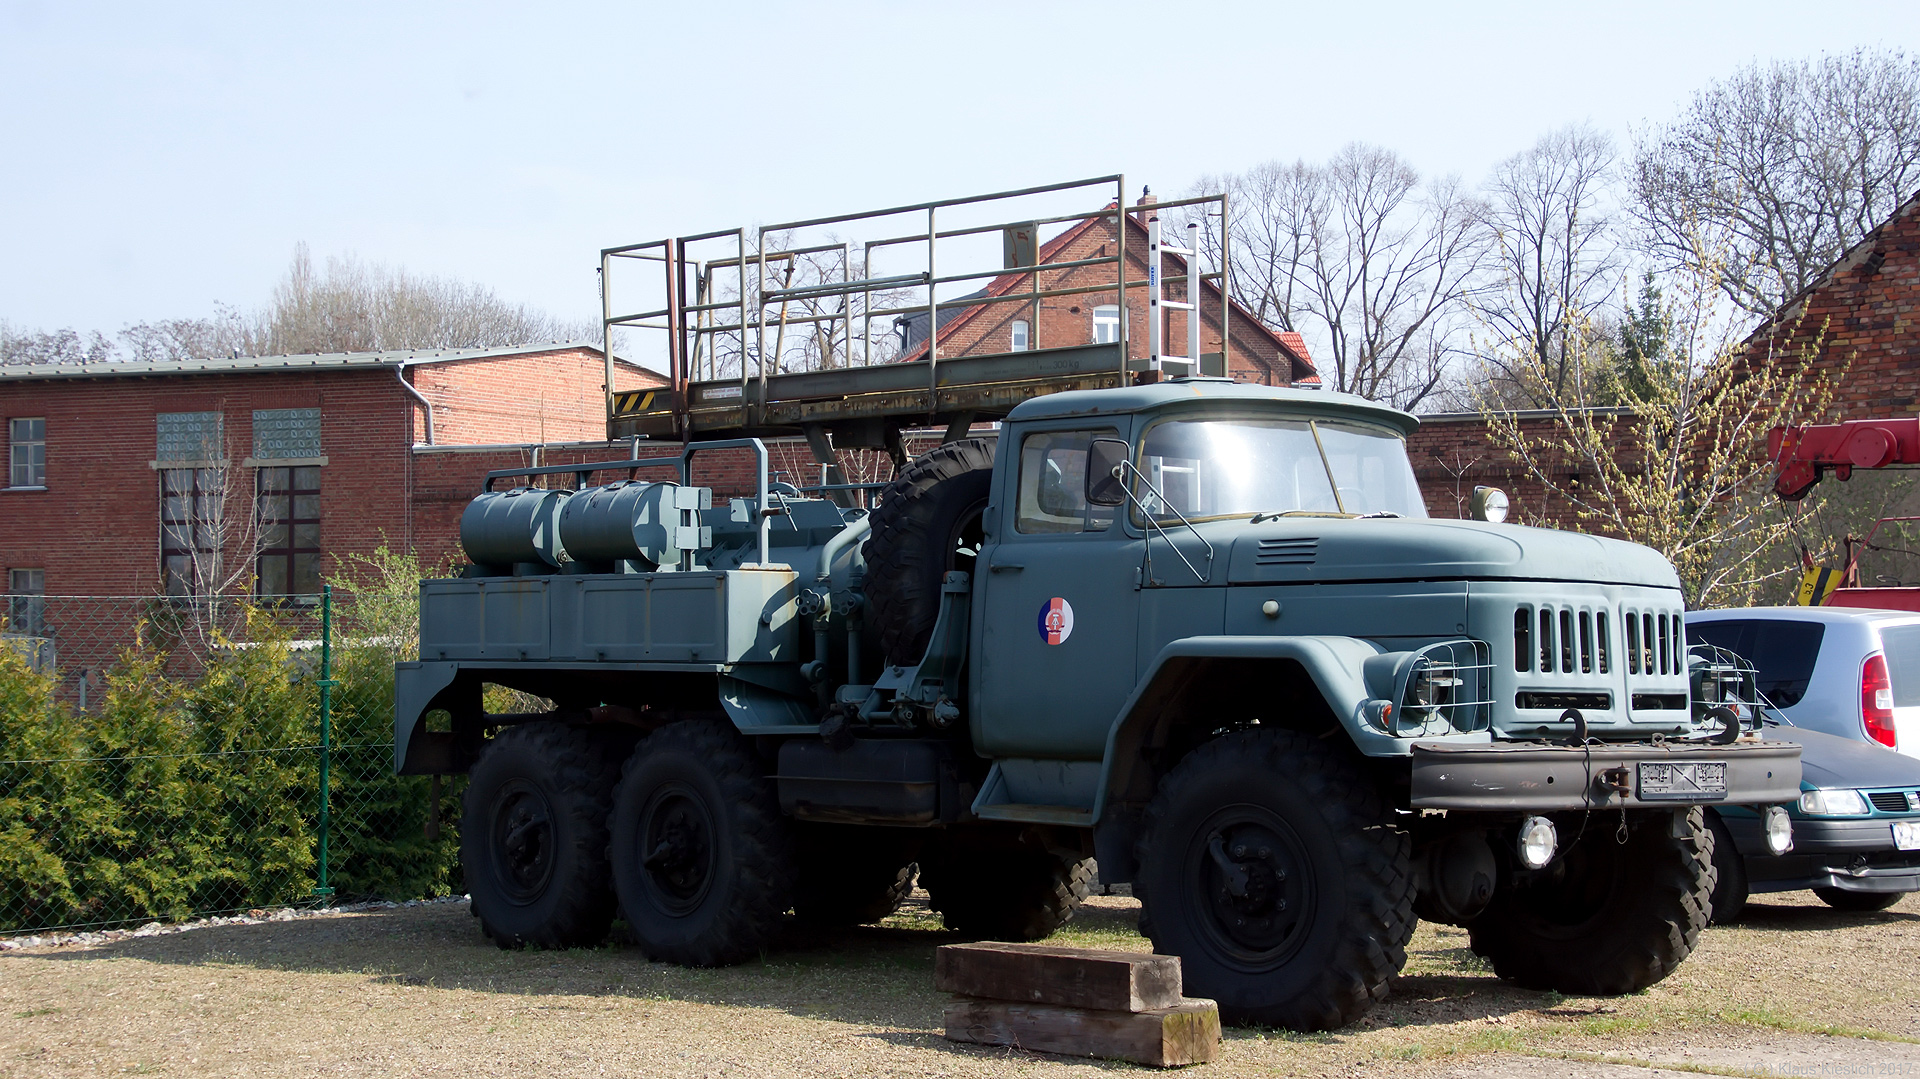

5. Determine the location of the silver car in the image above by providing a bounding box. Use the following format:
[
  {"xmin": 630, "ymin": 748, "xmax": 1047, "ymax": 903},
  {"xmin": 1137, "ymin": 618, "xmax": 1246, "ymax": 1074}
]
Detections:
[{"xmin": 1687, "ymin": 607, "xmax": 1920, "ymax": 757}]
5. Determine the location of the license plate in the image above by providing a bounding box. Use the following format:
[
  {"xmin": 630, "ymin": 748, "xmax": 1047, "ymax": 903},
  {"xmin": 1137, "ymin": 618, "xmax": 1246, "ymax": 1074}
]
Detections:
[
  {"xmin": 1638, "ymin": 761, "xmax": 1729, "ymax": 801},
  {"xmin": 1894, "ymin": 820, "xmax": 1920, "ymax": 851}
]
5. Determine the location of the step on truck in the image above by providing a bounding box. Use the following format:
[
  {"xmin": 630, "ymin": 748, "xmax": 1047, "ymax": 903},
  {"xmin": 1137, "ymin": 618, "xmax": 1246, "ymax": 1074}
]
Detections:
[{"xmin": 393, "ymin": 178, "xmax": 1802, "ymax": 1031}]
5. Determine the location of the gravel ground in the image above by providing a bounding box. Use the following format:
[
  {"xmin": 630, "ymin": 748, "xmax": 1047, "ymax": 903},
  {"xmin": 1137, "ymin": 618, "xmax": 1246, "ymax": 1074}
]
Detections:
[{"xmin": 0, "ymin": 888, "xmax": 1915, "ymax": 1077}]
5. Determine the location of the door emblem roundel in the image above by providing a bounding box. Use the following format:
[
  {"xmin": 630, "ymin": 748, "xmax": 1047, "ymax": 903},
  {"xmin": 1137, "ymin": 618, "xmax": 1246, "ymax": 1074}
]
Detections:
[{"xmin": 1037, "ymin": 597, "xmax": 1075, "ymax": 645}]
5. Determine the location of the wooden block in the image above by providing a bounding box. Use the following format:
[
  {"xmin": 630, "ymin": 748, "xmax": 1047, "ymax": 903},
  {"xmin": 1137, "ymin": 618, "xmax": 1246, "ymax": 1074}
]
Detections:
[
  {"xmin": 934, "ymin": 941, "xmax": 1183, "ymax": 1012},
  {"xmin": 943, "ymin": 996, "xmax": 1220, "ymax": 1068}
]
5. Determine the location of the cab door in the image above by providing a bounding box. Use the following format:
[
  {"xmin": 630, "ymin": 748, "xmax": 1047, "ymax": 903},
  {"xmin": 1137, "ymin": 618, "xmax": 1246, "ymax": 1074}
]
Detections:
[{"xmin": 973, "ymin": 425, "xmax": 1142, "ymax": 760}]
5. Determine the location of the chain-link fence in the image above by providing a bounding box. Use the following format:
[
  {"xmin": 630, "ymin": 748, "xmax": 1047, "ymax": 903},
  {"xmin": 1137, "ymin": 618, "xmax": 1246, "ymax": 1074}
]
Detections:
[{"xmin": 0, "ymin": 570, "xmax": 462, "ymax": 935}]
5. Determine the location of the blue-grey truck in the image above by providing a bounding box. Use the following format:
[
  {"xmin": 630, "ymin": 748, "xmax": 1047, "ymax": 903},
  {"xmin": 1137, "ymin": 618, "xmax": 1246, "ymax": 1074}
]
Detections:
[{"xmin": 394, "ymin": 376, "xmax": 1800, "ymax": 1031}]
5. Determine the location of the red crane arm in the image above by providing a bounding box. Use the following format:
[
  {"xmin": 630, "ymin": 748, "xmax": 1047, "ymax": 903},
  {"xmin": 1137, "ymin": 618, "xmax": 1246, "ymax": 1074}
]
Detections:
[{"xmin": 1769, "ymin": 418, "xmax": 1920, "ymax": 500}]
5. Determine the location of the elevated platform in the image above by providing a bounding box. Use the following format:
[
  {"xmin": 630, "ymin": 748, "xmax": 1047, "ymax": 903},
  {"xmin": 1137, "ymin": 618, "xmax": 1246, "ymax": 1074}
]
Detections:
[{"xmin": 609, "ymin": 342, "xmax": 1126, "ymax": 443}]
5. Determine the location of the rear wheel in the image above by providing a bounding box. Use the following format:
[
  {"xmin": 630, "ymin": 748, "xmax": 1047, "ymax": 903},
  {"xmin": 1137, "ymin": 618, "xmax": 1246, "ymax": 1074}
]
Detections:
[
  {"xmin": 609, "ymin": 720, "xmax": 796, "ymax": 966},
  {"xmin": 919, "ymin": 843, "xmax": 1092, "ymax": 941},
  {"xmin": 1135, "ymin": 728, "xmax": 1414, "ymax": 1032},
  {"xmin": 1469, "ymin": 809, "xmax": 1714, "ymax": 994},
  {"xmin": 1813, "ymin": 887, "xmax": 1905, "ymax": 912},
  {"xmin": 460, "ymin": 721, "xmax": 618, "ymax": 949},
  {"xmin": 792, "ymin": 827, "xmax": 918, "ymax": 927}
]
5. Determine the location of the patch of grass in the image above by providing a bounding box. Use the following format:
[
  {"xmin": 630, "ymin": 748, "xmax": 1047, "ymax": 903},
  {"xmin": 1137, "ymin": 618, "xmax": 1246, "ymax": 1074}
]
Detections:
[{"xmin": 14, "ymin": 1007, "xmax": 60, "ymax": 1018}]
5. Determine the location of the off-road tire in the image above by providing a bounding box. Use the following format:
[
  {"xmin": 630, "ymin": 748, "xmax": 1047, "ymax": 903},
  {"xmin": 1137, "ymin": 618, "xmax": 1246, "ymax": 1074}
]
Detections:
[
  {"xmin": 1813, "ymin": 887, "xmax": 1905, "ymax": 912},
  {"xmin": 1135, "ymin": 728, "xmax": 1415, "ymax": 1032},
  {"xmin": 1705, "ymin": 812, "xmax": 1749, "ymax": 925},
  {"xmin": 919, "ymin": 846, "xmax": 1093, "ymax": 941},
  {"xmin": 461, "ymin": 721, "xmax": 619, "ymax": 949},
  {"xmin": 861, "ymin": 438, "xmax": 995, "ymax": 665},
  {"xmin": 609, "ymin": 720, "xmax": 796, "ymax": 966},
  {"xmin": 791, "ymin": 824, "xmax": 918, "ymax": 926},
  {"xmin": 1469, "ymin": 808, "xmax": 1715, "ymax": 994}
]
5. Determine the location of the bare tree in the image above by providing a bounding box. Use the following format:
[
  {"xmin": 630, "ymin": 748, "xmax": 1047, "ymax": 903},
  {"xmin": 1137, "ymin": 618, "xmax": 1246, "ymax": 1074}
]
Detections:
[
  {"xmin": 1189, "ymin": 145, "xmax": 1488, "ymax": 410},
  {"xmin": 0, "ymin": 322, "xmax": 114, "ymax": 365},
  {"xmin": 1632, "ymin": 48, "xmax": 1920, "ymax": 318},
  {"xmin": 1475, "ymin": 125, "xmax": 1621, "ymax": 405}
]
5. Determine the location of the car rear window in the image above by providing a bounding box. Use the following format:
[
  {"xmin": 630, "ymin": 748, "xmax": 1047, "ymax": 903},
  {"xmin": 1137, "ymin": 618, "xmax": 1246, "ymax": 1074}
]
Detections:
[
  {"xmin": 1877, "ymin": 624, "xmax": 1920, "ymax": 707},
  {"xmin": 1685, "ymin": 618, "xmax": 1825, "ymax": 707}
]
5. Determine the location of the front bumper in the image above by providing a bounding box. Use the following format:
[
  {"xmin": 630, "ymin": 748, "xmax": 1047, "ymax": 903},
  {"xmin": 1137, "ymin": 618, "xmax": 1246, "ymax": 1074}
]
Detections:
[
  {"xmin": 1409, "ymin": 739, "xmax": 1802, "ymax": 812},
  {"xmin": 1723, "ymin": 814, "xmax": 1920, "ymax": 894}
]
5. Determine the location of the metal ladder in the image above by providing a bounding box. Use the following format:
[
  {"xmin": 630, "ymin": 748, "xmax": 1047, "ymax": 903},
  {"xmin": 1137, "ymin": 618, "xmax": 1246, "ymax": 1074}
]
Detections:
[{"xmin": 1145, "ymin": 213, "xmax": 1204, "ymax": 377}]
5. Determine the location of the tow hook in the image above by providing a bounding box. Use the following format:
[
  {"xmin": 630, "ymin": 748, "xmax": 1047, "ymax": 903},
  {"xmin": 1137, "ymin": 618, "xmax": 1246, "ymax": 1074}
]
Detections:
[
  {"xmin": 1597, "ymin": 766, "xmax": 1632, "ymax": 796},
  {"xmin": 1207, "ymin": 833, "xmax": 1252, "ymax": 898}
]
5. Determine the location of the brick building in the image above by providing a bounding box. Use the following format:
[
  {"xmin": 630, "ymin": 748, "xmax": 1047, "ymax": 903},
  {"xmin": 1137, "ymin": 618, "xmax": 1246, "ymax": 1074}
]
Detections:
[
  {"xmin": 0, "ymin": 343, "xmax": 665, "ymax": 614},
  {"xmin": 902, "ymin": 198, "xmax": 1319, "ymax": 387}
]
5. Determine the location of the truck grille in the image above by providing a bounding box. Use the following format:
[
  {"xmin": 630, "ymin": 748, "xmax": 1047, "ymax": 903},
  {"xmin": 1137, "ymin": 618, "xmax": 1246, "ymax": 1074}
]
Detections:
[
  {"xmin": 1512, "ymin": 603, "xmax": 1685, "ymax": 677},
  {"xmin": 1255, "ymin": 538, "xmax": 1318, "ymax": 566}
]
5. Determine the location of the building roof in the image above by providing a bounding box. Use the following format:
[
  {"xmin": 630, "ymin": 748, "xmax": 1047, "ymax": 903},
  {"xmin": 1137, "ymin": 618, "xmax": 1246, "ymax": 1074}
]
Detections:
[
  {"xmin": 899, "ymin": 205, "xmax": 1320, "ymax": 383},
  {"xmin": 1745, "ymin": 187, "xmax": 1920, "ymax": 342},
  {"xmin": 0, "ymin": 341, "xmax": 639, "ymax": 383}
]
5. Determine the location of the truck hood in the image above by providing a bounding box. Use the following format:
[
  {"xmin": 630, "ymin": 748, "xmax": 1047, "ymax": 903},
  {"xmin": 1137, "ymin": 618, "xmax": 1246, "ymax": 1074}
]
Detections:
[{"xmin": 1224, "ymin": 518, "xmax": 1682, "ymax": 589}]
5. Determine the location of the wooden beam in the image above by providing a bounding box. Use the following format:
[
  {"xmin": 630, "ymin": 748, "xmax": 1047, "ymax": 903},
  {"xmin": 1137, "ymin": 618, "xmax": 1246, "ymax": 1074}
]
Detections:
[
  {"xmin": 944, "ymin": 997, "xmax": 1219, "ymax": 1067},
  {"xmin": 934, "ymin": 942, "xmax": 1182, "ymax": 1012}
]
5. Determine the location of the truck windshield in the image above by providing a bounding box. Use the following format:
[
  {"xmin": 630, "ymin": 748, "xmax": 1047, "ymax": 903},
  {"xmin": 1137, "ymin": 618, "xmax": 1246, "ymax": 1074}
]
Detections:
[{"xmin": 1136, "ymin": 416, "xmax": 1428, "ymax": 522}]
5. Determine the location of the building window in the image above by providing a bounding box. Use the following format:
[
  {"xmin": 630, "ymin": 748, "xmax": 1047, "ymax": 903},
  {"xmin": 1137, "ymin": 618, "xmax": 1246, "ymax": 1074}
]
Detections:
[
  {"xmin": 6, "ymin": 568, "xmax": 45, "ymax": 637},
  {"xmin": 252, "ymin": 408, "xmax": 321, "ymax": 460},
  {"xmin": 9, "ymin": 418, "xmax": 45, "ymax": 488},
  {"xmin": 1092, "ymin": 305, "xmax": 1121, "ymax": 345},
  {"xmin": 161, "ymin": 468, "xmax": 224, "ymax": 596},
  {"xmin": 1011, "ymin": 320, "xmax": 1031, "ymax": 351},
  {"xmin": 256, "ymin": 466, "xmax": 321, "ymax": 598}
]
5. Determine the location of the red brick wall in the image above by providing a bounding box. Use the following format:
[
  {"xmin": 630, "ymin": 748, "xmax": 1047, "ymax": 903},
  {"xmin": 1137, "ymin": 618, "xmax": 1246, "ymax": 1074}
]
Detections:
[
  {"xmin": 1742, "ymin": 191, "xmax": 1920, "ymax": 418},
  {"xmin": 1405, "ymin": 412, "xmax": 1580, "ymax": 524},
  {"xmin": 407, "ymin": 347, "xmax": 664, "ymax": 446}
]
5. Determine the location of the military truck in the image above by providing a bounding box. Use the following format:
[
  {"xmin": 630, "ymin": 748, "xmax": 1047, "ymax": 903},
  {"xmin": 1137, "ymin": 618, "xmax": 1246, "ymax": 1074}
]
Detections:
[
  {"xmin": 393, "ymin": 179, "xmax": 1800, "ymax": 1030},
  {"xmin": 396, "ymin": 376, "xmax": 1806, "ymax": 1030}
]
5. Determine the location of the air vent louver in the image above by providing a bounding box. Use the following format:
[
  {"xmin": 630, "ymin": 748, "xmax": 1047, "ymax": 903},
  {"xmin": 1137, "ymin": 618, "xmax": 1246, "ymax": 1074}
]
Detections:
[{"xmin": 1255, "ymin": 538, "xmax": 1319, "ymax": 566}]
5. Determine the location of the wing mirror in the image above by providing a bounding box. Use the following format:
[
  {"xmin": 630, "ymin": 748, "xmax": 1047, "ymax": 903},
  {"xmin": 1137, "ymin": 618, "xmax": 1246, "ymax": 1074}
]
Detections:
[{"xmin": 1085, "ymin": 438, "xmax": 1130, "ymax": 507}]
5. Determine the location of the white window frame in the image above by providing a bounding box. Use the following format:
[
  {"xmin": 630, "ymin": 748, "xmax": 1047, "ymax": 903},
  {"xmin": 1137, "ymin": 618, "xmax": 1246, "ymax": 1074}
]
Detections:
[
  {"xmin": 9, "ymin": 417, "xmax": 45, "ymax": 488},
  {"xmin": 1092, "ymin": 305, "xmax": 1121, "ymax": 345},
  {"xmin": 7, "ymin": 568, "xmax": 45, "ymax": 637},
  {"xmin": 1011, "ymin": 319, "xmax": 1030, "ymax": 351}
]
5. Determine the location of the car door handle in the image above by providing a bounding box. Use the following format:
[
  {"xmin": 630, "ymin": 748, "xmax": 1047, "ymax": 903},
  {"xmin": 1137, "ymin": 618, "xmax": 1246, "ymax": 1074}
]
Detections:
[{"xmin": 990, "ymin": 562, "xmax": 1025, "ymax": 573}]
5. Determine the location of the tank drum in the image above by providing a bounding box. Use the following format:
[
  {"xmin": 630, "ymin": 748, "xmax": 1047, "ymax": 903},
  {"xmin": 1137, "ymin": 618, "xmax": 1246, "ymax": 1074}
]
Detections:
[
  {"xmin": 460, "ymin": 487, "xmax": 570, "ymax": 568},
  {"xmin": 558, "ymin": 481, "xmax": 682, "ymax": 568}
]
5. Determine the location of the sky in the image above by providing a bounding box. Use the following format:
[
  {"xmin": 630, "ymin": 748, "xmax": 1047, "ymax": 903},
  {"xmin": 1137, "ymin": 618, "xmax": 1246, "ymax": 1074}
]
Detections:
[{"xmin": 3, "ymin": 0, "xmax": 1918, "ymax": 347}]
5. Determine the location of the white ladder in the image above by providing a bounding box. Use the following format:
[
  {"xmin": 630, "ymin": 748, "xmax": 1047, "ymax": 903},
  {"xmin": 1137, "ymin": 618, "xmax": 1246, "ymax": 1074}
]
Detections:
[{"xmin": 1146, "ymin": 214, "xmax": 1203, "ymax": 376}]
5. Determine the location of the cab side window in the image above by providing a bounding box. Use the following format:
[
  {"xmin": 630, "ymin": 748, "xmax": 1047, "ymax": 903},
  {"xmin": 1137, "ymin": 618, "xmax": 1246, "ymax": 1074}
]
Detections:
[{"xmin": 1015, "ymin": 429, "xmax": 1120, "ymax": 535}]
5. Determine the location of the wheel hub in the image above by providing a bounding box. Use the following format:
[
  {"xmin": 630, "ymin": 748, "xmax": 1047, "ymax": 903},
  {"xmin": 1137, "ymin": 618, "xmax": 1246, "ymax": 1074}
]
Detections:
[
  {"xmin": 639, "ymin": 790, "xmax": 716, "ymax": 914},
  {"xmin": 1195, "ymin": 815, "xmax": 1311, "ymax": 959},
  {"xmin": 489, "ymin": 780, "xmax": 556, "ymax": 905}
]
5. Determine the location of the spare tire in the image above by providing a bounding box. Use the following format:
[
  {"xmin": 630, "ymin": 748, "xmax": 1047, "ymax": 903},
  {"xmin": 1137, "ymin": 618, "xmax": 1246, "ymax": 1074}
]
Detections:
[{"xmin": 861, "ymin": 438, "xmax": 995, "ymax": 666}]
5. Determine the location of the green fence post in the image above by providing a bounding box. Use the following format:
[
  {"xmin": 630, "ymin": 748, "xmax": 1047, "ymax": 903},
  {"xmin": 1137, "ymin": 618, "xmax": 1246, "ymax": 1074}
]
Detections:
[{"xmin": 313, "ymin": 584, "xmax": 337, "ymax": 901}]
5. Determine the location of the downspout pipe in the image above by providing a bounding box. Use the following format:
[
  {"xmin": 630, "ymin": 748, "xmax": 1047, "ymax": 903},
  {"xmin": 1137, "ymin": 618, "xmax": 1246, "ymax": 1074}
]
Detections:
[{"xmin": 396, "ymin": 365, "xmax": 435, "ymax": 445}]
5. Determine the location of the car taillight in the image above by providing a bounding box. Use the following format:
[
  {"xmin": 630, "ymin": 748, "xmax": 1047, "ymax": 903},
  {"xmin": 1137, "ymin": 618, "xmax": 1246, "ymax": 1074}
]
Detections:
[{"xmin": 1863, "ymin": 653, "xmax": 1897, "ymax": 748}]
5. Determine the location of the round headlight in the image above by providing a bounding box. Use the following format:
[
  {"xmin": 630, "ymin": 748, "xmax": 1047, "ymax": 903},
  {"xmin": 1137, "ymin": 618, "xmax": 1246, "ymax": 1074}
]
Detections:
[
  {"xmin": 1764, "ymin": 805, "xmax": 1794, "ymax": 855},
  {"xmin": 1516, "ymin": 815, "xmax": 1557, "ymax": 870},
  {"xmin": 1471, "ymin": 486, "xmax": 1509, "ymax": 524}
]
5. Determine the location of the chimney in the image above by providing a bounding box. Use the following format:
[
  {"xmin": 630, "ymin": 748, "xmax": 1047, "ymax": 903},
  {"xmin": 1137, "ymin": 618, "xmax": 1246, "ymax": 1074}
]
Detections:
[{"xmin": 1135, "ymin": 184, "xmax": 1158, "ymax": 224}]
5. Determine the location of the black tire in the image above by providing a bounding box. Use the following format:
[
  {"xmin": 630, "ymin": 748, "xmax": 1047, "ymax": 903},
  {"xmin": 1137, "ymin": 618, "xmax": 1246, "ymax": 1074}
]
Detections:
[
  {"xmin": 861, "ymin": 438, "xmax": 995, "ymax": 665},
  {"xmin": 1705, "ymin": 812, "xmax": 1749, "ymax": 925},
  {"xmin": 1135, "ymin": 728, "xmax": 1415, "ymax": 1032},
  {"xmin": 919, "ymin": 845, "xmax": 1093, "ymax": 941},
  {"xmin": 1813, "ymin": 887, "xmax": 1905, "ymax": 912},
  {"xmin": 1469, "ymin": 808, "xmax": 1714, "ymax": 994},
  {"xmin": 792, "ymin": 825, "xmax": 918, "ymax": 926},
  {"xmin": 460, "ymin": 721, "xmax": 618, "ymax": 949},
  {"xmin": 608, "ymin": 720, "xmax": 796, "ymax": 966}
]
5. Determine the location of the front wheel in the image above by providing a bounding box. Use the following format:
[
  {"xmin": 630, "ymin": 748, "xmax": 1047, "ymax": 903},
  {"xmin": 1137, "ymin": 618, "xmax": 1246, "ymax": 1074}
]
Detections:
[
  {"xmin": 1706, "ymin": 812, "xmax": 1749, "ymax": 925},
  {"xmin": 1134, "ymin": 728, "xmax": 1414, "ymax": 1032},
  {"xmin": 1813, "ymin": 887, "xmax": 1905, "ymax": 912},
  {"xmin": 1469, "ymin": 808, "xmax": 1714, "ymax": 994},
  {"xmin": 609, "ymin": 721, "xmax": 796, "ymax": 966}
]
